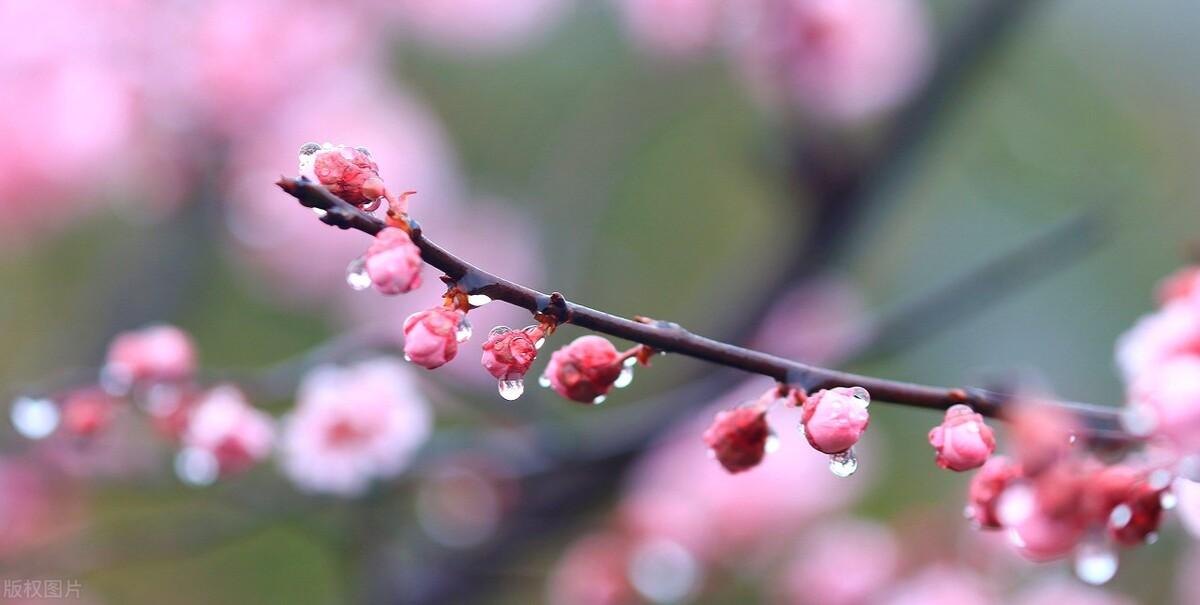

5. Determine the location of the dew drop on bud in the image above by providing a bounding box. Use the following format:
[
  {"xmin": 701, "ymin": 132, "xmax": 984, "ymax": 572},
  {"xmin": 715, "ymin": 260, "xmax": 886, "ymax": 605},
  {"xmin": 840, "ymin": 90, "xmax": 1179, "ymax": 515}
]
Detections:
[
  {"xmin": 298, "ymin": 142, "xmax": 321, "ymax": 173},
  {"xmin": 1074, "ymin": 540, "xmax": 1118, "ymax": 586},
  {"xmin": 355, "ymin": 146, "xmax": 373, "ymax": 158},
  {"xmin": 614, "ymin": 366, "xmax": 634, "ymax": 389},
  {"xmin": 1148, "ymin": 468, "xmax": 1173, "ymax": 490},
  {"xmin": 174, "ymin": 447, "xmax": 219, "ymax": 487},
  {"xmin": 310, "ymin": 207, "xmax": 328, "ymax": 218},
  {"xmin": 498, "ymin": 379, "xmax": 524, "ymax": 401},
  {"xmin": 764, "ymin": 429, "xmax": 781, "ymax": 454},
  {"xmin": 535, "ymin": 338, "xmax": 545, "ymax": 350},
  {"xmin": 796, "ymin": 421, "xmax": 806, "ymax": 438},
  {"xmin": 404, "ymin": 354, "xmax": 412, "ymax": 362},
  {"xmin": 1108, "ymin": 504, "xmax": 1132, "ymax": 529},
  {"xmin": 538, "ymin": 374, "xmax": 551, "ymax": 388},
  {"xmin": 1161, "ymin": 491, "xmax": 1178, "ymax": 510},
  {"xmin": 849, "ymin": 386, "xmax": 870, "ymax": 405},
  {"xmin": 593, "ymin": 395, "xmax": 607, "ymax": 405},
  {"xmin": 828, "ymin": 448, "xmax": 857, "ymax": 478},
  {"xmin": 456, "ymin": 316, "xmax": 473, "ymax": 343},
  {"xmin": 623, "ymin": 357, "xmax": 638, "ymax": 367},
  {"xmin": 1120, "ymin": 404, "xmax": 1157, "ymax": 437},
  {"xmin": 489, "ymin": 326, "xmax": 511, "ymax": 338},
  {"xmin": 467, "ymin": 294, "xmax": 493, "ymax": 307},
  {"xmin": 345, "ymin": 257, "xmax": 371, "ymax": 291},
  {"xmin": 10, "ymin": 396, "xmax": 59, "ymax": 439}
]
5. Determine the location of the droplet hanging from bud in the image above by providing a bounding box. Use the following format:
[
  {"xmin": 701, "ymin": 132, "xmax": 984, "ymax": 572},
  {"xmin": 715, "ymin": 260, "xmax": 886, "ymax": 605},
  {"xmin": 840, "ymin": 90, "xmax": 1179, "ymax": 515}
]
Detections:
[
  {"xmin": 498, "ymin": 379, "xmax": 525, "ymax": 401},
  {"xmin": 593, "ymin": 395, "xmax": 607, "ymax": 405},
  {"xmin": 345, "ymin": 256, "xmax": 371, "ymax": 291},
  {"xmin": 538, "ymin": 374, "xmax": 552, "ymax": 388},
  {"xmin": 614, "ymin": 364, "xmax": 635, "ymax": 389},
  {"xmin": 10, "ymin": 396, "xmax": 59, "ymax": 439},
  {"xmin": 174, "ymin": 447, "xmax": 219, "ymax": 487},
  {"xmin": 828, "ymin": 448, "xmax": 858, "ymax": 478},
  {"xmin": 764, "ymin": 429, "xmax": 781, "ymax": 454},
  {"xmin": 456, "ymin": 315, "xmax": 473, "ymax": 343},
  {"xmin": 311, "ymin": 207, "xmax": 328, "ymax": 218},
  {"xmin": 1073, "ymin": 539, "xmax": 1118, "ymax": 585},
  {"xmin": 467, "ymin": 294, "xmax": 493, "ymax": 307}
]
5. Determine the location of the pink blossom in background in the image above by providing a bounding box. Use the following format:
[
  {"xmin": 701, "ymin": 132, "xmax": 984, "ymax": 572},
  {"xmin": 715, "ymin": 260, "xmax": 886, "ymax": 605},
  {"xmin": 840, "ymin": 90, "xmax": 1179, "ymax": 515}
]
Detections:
[
  {"xmin": 1014, "ymin": 578, "xmax": 1136, "ymax": 605},
  {"xmin": 751, "ymin": 275, "xmax": 871, "ymax": 366},
  {"xmin": 546, "ymin": 531, "xmax": 636, "ymax": 605},
  {"xmin": 1177, "ymin": 545, "xmax": 1200, "ymax": 605},
  {"xmin": 776, "ymin": 519, "xmax": 898, "ymax": 605},
  {"xmin": 0, "ymin": 459, "xmax": 76, "ymax": 558},
  {"xmin": 225, "ymin": 72, "xmax": 464, "ymax": 303},
  {"xmin": 1128, "ymin": 356, "xmax": 1200, "ymax": 451},
  {"xmin": 280, "ymin": 358, "xmax": 432, "ymax": 496},
  {"xmin": 182, "ymin": 386, "xmax": 275, "ymax": 476},
  {"xmin": 622, "ymin": 381, "xmax": 871, "ymax": 560},
  {"xmin": 1115, "ymin": 301, "xmax": 1200, "ymax": 384},
  {"xmin": 1173, "ymin": 478, "xmax": 1200, "ymax": 538},
  {"xmin": 1157, "ymin": 265, "xmax": 1200, "ymax": 306},
  {"xmin": 613, "ymin": 0, "xmax": 724, "ymax": 59},
  {"xmin": 385, "ymin": 0, "xmax": 574, "ymax": 54},
  {"xmin": 877, "ymin": 566, "xmax": 995, "ymax": 605},
  {"xmin": 730, "ymin": 0, "xmax": 931, "ymax": 122},
  {"xmin": 103, "ymin": 324, "xmax": 198, "ymax": 391}
]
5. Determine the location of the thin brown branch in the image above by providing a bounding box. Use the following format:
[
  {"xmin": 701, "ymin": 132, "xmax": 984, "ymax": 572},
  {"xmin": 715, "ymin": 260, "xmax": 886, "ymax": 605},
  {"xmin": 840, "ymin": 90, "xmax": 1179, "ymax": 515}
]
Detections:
[{"xmin": 278, "ymin": 177, "xmax": 1129, "ymax": 444}]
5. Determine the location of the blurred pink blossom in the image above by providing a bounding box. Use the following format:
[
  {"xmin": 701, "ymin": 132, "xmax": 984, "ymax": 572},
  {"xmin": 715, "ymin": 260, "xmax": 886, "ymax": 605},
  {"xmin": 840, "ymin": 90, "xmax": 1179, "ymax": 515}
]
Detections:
[
  {"xmin": 1173, "ymin": 478, "xmax": 1200, "ymax": 538},
  {"xmin": 751, "ymin": 275, "xmax": 871, "ymax": 366},
  {"xmin": 1116, "ymin": 301, "xmax": 1200, "ymax": 384},
  {"xmin": 546, "ymin": 530, "xmax": 636, "ymax": 605},
  {"xmin": 1128, "ymin": 356, "xmax": 1200, "ymax": 451},
  {"xmin": 877, "ymin": 566, "xmax": 995, "ymax": 605},
  {"xmin": 613, "ymin": 0, "xmax": 724, "ymax": 59},
  {"xmin": 385, "ymin": 0, "xmax": 574, "ymax": 54},
  {"xmin": 1013, "ymin": 578, "xmax": 1135, "ymax": 605},
  {"xmin": 0, "ymin": 459, "xmax": 75, "ymax": 558},
  {"xmin": 103, "ymin": 324, "xmax": 198, "ymax": 392},
  {"xmin": 279, "ymin": 358, "xmax": 432, "ymax": 496},
  {"xmin": 730, "ymin": 0, "xmax": 931, "ymax": 122},
  {"xmin": 182, "ymin": 386, "xmax": 276, "ymax": 476},
  {"xmin": 776, "ymin": 519, "xmax": 898, "ymax": 605}
]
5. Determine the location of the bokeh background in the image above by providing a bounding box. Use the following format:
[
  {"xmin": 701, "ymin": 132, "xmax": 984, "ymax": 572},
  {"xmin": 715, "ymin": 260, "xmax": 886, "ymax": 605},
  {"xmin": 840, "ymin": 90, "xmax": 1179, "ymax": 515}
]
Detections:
[{"xmin": 2, "ymin": 0, "xmax": 1199, "ymax": 603}]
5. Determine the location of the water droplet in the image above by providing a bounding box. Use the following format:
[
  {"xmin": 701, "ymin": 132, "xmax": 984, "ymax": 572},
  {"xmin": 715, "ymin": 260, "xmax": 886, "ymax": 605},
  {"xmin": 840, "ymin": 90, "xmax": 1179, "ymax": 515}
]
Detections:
[
  {"xmin": 1145, "ymin": 532, "xmax": 1159, "ymax": 545},
  {"xmin": 623, "ymin": 357, "xmax": 638, "ymax": 367},
  {"xmin": 996, "ymin": 483, "xmax": 1035, "ymax": 526},
  {"xmin": 1109, "ymin": 504, "xmax": 1132, "ymax": 529},
  {"xmin": 535, "ymin": 338, "xmax": 545, "ymax": 350},
  {"xmin": 1148, "ymin": 469, "xmax": 1173, "ymax": 490},
  {"xmin": 1180, "ymin": 455, "xmax": 1200, "ymax": 481},
  {"xmin": 828, "ymin": 448, "xmax": 857, "ymax": 478},
  {"xmin": 404, "ymin": 354, "xmax": 412, "ymax": 362},
  {"xmin": 310, "ymin": 207, "xmax": 328, "ymax": 218},
  {"xmin": 498, "ymin": 379, "xmax": 524, "ymax": 401},
  {"xmin": 298, "ymin": 142, "xmax": 322, "ymax": 173},
  {"xmin": 488, "ymin": 326, "xmax": 512, "ymax": 338},
  {"xmin": 10, "ymin": 397, "xmax": 59, "ymax": 439},
  {"xmin": 345, "ymin": 256, "xmax": 371, "ymax": 291},
  {"xmin": 849, "ymin": 386, "xmax": 870, "ymax": 404},
  {"xmin": 355, "ymin": 146, "xmax": 373, "ymax": 157},
  {"xmin": 339, "ymin": 148, "xmax": 355, "ymax": 160},
  {"xmin": 627, "ymin": 538, "xmax": 700, "ymax": 604},
  {"xmin": 1067, "ymin": 433, "xmax": 1078, "ymax": 444},
  {"xmin": 614, "ymin": 366, "xmax": 634, "ymax": 389},
  {"xmin": 1161, "ymin": 491, "xmax": 1178, "ymax": 510},
  {"xmin": 456, "ymin": 316, "xmax": 473, "ymax": 343},
  {"xmin": 467, "ymin": 294, "xmax": 492, "ymax": 307},
  {"xmin": 764, "ymin": 430, "xmax": 781, "ymax": 454},
  {"xmin": 1120, "ymin": 404, "xmax": 1157, "ymax": 437},
  {"xmin": 1074, "ymin": 540, "xmax": 1118, "ymax": 586},
  {"xmin": 797, "ymin": 421, "xmax": 806, "ymax": 438},
  {"xmin": 963, "ymin": 505, "xmax": 976, "ymax": 520},
  {"xmin": 175, "ymin": 447, "xmax": 219, "ymax": 487},
  {"xmin": 593, "ymin": 395, "xmax": 607, "ymax": 405}
]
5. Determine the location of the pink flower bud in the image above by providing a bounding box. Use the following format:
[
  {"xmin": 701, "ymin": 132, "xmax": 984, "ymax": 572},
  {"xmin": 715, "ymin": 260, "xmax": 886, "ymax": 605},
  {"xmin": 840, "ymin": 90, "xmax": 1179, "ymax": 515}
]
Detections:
[
  {"xmin": 301, "ymin": 143, "xmax": 388, "ymax": 209},
  {"xmin": 1157, "ymin": 266, "xmax": 1200, "ymax": 305},
  {"xmin": 183, "ymin": 386, "xmax": 275, "ymax": 476},
  {"xmin": 403, "ymin": 307, "xmax": 466, "ymax": 370},
  {"xmin": 481, "ymin": 327, "xmax": 540, "ymax": 381},
  {"xmin": 60, "ymin": 388, "xmax": 118, "ymax": 436},
  {"xmin": 103, "ymin": 324, "xmax": 198, "ymax": 390},
  {"xmin": 364, "ymin": 227, "xmax": 423, "ymax": 295},
  {"xmin": 928, "ymin": 404, "xmax": 995, "ymax": 472},
  {"xmin": 800, "ymin": 387, "xmax": 869, "ymax": 454},
  {"xmin": 543, "ymin": 336, "xmax": 623, "ymax": 403},
  {"xmin": 703, "ymin": 407, "xmax": 770, "ymax": 473},
  {"xmin": 965, "ymin": 456, "xmax": 1022, "ymax": 529}
]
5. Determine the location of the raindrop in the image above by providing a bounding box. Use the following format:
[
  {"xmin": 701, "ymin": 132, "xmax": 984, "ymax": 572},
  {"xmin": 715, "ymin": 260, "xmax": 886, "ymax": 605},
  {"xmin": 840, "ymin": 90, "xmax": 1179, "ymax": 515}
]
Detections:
[
  {"xmin": 339, "ymin": 148, "xmax": 355, "ymax": 160},
  {"xmin": 1074, "ymin": 540, "xmax": 1118, "ymax": 586},
  {"xmin": 1067, "ymin": 433, "xmax": 1078, "ymax": 445},
  {"xmin": 345, "ymin": 256, "xmax": 371, "ymax": 291},
  {"xmin": 963, "ymin": 506, "xmax": 976, "ymax": 520},
  {"xmin": 535, "ymin": 338, "xmax": 546, "ymax": 350},
  {"xmin": 298, "ymin": 142, "xmax": 322, "ymax": 173},
  {"xmin": 1145, "ymin": 532, "xmax": 1159, "ymax": 545},
  {"xmin": 498, "ymin": 379, "xmax": 524, "ymax": 401},
  {"xmin": 404, "ymin": 354, "xmax": 412, "ymax": 362},
  {"xmin": 538, "ymin": 374, "xmax": 552, "ymax": 388},
  {"xmin": 593, "ymin": 395, "xmax": 607, "ymax": 405},
  {"xmin": 764, "ymin": 429, "xmax": 781, "ymax": 454},
  {"xmin": 489, "ymin": 326, "xmax": 511, "ymax": 338},
  {"xmin": 623, "ymin": 357, "xmax": 638, "ymax": 367},
  {"xmin": 355, "ymin": 146, "xmax": 373, "ymax": 157},
  {"xmin": 1148, "ymin": 469, "xmax": 1173, "ymax": 490},
  {"xmin": 1161, "ymin": 491, "xmax": 1178, "ymax": 510},
  {"xmin": 10, "ymin": 397, "xmax": 59, "ymax": 439},
  {"xmin": 849, "ymin": 386, "xmax": 870, "ymax": 404},
  {"xmin": 614, "ymin": 366, "xmax": 634, "ymax": 389},
  {"xmin": 797, "ymin": 421, "xmax": 806, "ymax": 438},
  {"xmin": 467, "ymin": 294, "xmax": 493, "ymax": 307},
  {"xmin": 311, "ymin": 207, "xmax": 328, "ymax": 218},
  {"xmin": 996, "ymin": 483, "xmax": 1035, "ymax": 526},
  {"xmin": 828, "ymin": 448, "xmax": 858, "ymax": 478},
  {"xmin": 627, "ymin": 538, "xmax": 700, "ymax": 604},
  {"xmin": 456, "ymin": 316, "xmax": 473, "ymax": 343},
  {"xmin": 1120, "ymin": 404, "xmax": 1157, "ymax": 437},
  {"xmin": 175, "ymin": 447, "xmax": 219, "ymax": 487},
  {"xmin": 1109, "ymin": 504, "xmax": 1132, "ymax": 529}
]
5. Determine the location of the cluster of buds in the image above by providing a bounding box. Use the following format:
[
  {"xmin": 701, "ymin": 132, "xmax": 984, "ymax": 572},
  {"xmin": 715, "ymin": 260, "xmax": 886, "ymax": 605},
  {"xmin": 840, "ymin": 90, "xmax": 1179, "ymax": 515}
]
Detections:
[{"xmin": 961, "ymin": 405, "xmax": 1172, "ymax": 585}]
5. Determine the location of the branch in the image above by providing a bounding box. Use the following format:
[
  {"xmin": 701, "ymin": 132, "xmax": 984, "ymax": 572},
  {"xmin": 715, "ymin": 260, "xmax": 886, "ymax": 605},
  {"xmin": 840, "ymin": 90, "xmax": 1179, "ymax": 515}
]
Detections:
[{"xmin": 278, "ymin": 177, "xmax": 1129, "ymax": 444}]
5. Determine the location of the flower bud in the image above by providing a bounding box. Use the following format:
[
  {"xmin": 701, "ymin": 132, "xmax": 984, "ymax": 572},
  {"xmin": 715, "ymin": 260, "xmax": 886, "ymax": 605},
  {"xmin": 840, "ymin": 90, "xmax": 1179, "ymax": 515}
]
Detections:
[
  {"xmin": 301, "ymin": 143, "xmax": 387, "ymax": 209},
  {"xmin": 801, "ymin": 387, "xmax": 869, "ymax": 454},
  {"xmin": 965, "ymin": 456, "xmax": 1022, "ymax": 529},
  {"xmin": 481, "ymin": 327, "xmax": 539, "ymax": 381},
  {"xmin": 703, "ymin": 407, "xmax": 770, "ymax": 473},
  {"xmin": 543, "ymin": 336, "xmax": 623, "ymax": 403},
  {"xmin": 403, "ymin": 308, "xmax": 466, "ymax": 370},
  {"xmin": 928, "ymin": 404, "xmax": 995, "ymax": 471},
  {"xmin": 60, "ymin": 387, "xmax": 118, "ymax": 436},
  {"xmin": 364, "ymin": 227, "xmax": 423, "ymax": 295},
  {"xmin": 103, "ymin": 324, "xmax": 197, "ymax": 391}
]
